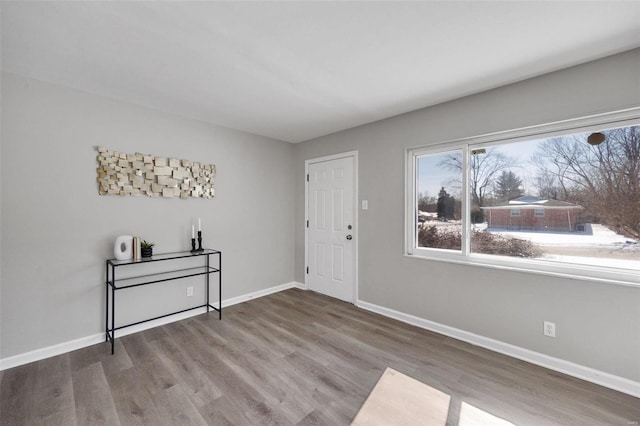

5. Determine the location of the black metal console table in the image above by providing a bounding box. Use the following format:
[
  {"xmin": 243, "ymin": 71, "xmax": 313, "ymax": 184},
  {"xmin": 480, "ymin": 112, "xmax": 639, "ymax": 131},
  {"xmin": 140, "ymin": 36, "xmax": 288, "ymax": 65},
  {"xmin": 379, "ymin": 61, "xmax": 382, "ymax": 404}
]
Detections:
[{"xmin": 105, "ymin": 249, "xmax": 221, "ymax": 354}]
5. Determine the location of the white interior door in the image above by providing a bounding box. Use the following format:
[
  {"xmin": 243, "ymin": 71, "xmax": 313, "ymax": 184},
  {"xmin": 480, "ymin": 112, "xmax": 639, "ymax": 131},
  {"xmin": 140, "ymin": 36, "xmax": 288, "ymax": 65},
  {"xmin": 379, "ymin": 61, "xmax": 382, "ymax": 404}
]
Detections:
[{"xmin": 307, "ymin": 155, "xmax": 355, "ymax": 302}]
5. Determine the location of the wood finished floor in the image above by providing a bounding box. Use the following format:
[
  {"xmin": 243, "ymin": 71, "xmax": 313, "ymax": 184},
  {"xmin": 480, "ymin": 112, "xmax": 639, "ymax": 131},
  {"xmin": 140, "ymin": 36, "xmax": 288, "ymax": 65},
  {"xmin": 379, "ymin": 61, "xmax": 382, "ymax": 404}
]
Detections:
[{"xmin": 1, "ymin": 288, "xmax": 639, "ymax": 425}]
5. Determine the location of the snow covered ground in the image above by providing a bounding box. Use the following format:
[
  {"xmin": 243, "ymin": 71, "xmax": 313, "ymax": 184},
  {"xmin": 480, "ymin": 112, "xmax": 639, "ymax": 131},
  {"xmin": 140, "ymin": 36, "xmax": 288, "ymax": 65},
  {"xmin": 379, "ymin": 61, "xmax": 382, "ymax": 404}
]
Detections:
[
  {"xmin": 421, "ymin": 221, "xmax": 639, "ymax": 268},
  {"xmin": 475, "ymin": 223, "xmax": 639, "ymax": 269},
  {"xmin": 475, "ymin": 223, "xmax": 635, "ymax": 247}
]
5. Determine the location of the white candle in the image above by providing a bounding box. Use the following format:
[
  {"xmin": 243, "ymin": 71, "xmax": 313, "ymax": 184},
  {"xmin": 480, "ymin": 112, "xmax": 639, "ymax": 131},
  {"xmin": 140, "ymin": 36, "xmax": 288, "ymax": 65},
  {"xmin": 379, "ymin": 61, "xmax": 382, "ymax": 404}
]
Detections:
[
  {"xmin": 191, "ymin": 225, "xmax": 195, "ymax": 238},
  {"xmin": 198, "ymin": 218, "xmax": 201, "ymax": 231}
]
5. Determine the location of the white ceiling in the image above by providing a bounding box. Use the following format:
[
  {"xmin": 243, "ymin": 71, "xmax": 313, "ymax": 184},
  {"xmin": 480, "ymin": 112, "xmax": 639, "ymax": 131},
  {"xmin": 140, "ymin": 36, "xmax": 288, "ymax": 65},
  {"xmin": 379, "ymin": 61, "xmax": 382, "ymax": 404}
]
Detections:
[{"xmin": 2, "ymin": 2, "xmax": 639, "ymax": 143}]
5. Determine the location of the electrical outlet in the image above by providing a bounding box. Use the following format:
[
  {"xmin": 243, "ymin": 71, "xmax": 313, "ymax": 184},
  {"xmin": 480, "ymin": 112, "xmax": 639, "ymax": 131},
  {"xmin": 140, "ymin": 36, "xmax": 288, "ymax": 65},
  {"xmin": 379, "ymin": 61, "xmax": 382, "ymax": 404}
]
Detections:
[
  {"xmin": 544, "ymin": 321, "xmax": 556, "ymax": 338},
  {"xmin": 186, "ymin": 286, "xmax": 194, "ymax": 297}
]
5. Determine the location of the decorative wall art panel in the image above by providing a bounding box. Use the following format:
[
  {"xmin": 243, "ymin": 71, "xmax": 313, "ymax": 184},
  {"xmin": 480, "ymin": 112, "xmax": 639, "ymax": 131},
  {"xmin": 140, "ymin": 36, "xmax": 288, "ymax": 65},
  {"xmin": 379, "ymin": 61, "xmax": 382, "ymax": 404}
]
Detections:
[{"xmin": 96, "ymin": 147, "xmax": 215, "ymax": 198}]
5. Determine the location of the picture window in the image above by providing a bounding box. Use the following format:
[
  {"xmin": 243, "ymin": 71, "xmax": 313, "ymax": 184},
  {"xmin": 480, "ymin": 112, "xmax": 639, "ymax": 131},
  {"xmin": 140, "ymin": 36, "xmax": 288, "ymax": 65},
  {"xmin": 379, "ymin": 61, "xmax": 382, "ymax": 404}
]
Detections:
[{"xmin": 406, "ymin": 110, "xmax": 640, "ymax": 286}]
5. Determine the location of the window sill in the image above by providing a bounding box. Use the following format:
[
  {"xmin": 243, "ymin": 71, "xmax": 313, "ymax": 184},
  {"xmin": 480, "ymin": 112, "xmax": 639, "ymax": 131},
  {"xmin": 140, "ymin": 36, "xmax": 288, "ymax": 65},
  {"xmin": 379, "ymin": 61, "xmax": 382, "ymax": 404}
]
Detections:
[{"xmin": 404, "ymin": 250, "xmax": 640, "ymax": 288}]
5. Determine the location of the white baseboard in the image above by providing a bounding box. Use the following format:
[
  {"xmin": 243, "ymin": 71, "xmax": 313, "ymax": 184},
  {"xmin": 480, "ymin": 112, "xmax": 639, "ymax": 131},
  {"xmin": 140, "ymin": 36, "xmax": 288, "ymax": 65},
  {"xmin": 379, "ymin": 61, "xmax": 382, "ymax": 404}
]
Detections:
[
  {"xmin": 293, "ymin": 281, "xmax": 307, "ymax": 290},
  {"xmin": 0, "ymin": 281, "xmax": 302, "ymax": 371},
  {"xmin": 356, "ymin": 299, "xmax": 640, "ymax": 398},
  {"xmin": 0, "ymin": 333, "xmax": 106, "ymax": 371},
  {"xmin": 221, "ymin": 281, "xmax": 305, "ymax": 307}
]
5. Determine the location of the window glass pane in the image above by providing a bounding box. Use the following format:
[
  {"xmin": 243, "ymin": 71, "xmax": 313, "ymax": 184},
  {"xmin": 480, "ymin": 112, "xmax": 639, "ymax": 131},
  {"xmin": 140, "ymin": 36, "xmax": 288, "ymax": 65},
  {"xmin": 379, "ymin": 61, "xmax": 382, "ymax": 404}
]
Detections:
[
  {"xmin": 470, "ymin": 125, "xmax": 640, "ymax": 271},
  {"xmin": 416, "ymin": 151, "xmax": 462, "ymax": 251}
]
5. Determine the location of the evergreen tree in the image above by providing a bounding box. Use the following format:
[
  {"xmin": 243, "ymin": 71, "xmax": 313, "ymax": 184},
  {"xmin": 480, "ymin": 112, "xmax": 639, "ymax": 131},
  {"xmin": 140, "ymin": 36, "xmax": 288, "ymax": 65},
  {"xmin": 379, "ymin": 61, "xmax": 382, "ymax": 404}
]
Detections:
[
  {"xmin": 446, "ymin": 195, "xmax": 455, "ymax": 219},
  {"xmin": 494, "ymin": 170, "xmax": 523, "ymax": 201},
  {"xmin": 437, "ymin": 187, "xmax": 455, "ymax": 220},
  {"xmin": 437, "ymin": 187, "xmax": 447, "ymax": 219}
]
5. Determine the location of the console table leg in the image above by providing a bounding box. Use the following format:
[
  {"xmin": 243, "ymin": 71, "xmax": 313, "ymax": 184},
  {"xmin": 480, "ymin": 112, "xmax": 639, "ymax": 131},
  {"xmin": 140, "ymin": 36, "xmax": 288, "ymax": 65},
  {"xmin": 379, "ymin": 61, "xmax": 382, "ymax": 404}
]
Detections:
[
  {"xmin": 111, "ymin": 281, "xmax": 116, "ymax": 355},
  {"xmin": 206, "ymin": 254, "xmax": 210, "ymax": 313},
  {"xmin": 105, "ymin": 261, "xmax": 109, "ymax": 343}
]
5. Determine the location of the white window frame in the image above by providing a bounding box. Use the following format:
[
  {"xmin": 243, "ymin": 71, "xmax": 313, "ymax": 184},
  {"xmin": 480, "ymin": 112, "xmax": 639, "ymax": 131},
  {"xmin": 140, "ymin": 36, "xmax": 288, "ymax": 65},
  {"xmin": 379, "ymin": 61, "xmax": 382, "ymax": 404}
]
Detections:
[
  {"xmin": 534, "ymin": 209, "xmax": 545, "ymax": 217},
  {"xmin": 510, "ymin": 209, "xmax": 521, "ymax": 217},
  {"xmin": 405, "ymin": 107, "xmax": 640, "ymax": 287}
]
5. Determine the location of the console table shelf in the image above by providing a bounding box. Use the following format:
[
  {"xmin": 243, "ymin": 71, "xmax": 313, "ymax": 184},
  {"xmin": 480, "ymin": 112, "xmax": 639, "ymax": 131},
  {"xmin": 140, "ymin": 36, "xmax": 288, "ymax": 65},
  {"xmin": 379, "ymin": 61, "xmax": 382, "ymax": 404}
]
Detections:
[
  {"xmin": 105, "ymin": 249, "xmax": 221, "ymax": 354},
  {"xmin": 107, "ymin": 266, "xmax": 220, "ymax": 289}
]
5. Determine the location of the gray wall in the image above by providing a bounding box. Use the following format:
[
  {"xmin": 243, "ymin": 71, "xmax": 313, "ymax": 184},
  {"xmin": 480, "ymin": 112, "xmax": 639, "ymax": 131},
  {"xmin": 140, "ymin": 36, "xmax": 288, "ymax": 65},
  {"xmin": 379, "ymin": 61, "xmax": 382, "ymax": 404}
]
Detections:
[
  {"xmin": 294, "ymin": 49, "xmax": 640, "ymax": 381},
  {"xmin": 1, "ymin": 72, "xmax": 295, "ymax": 358}
]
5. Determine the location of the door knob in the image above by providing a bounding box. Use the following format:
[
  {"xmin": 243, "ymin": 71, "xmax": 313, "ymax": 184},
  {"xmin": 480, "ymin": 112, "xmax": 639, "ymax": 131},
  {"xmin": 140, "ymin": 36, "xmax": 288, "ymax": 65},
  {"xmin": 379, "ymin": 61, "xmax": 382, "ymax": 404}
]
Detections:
[{"xmin": 346, "ymin": 235, "xmax": 352, "ymax": 240}]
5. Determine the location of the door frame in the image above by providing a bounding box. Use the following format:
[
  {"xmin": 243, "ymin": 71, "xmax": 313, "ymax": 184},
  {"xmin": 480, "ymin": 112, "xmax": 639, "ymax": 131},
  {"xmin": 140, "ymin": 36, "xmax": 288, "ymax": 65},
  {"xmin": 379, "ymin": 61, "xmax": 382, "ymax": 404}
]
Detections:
[{"xmin": 304, "ymin": 151, "xmax": 359, "ymax": 303}]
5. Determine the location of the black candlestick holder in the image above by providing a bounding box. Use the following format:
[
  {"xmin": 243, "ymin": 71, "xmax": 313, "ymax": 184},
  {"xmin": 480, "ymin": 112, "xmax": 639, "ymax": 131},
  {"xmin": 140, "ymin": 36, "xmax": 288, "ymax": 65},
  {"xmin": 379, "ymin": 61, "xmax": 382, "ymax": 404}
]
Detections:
[
  {"xmin": 190, "ymin": 238, "xmax": 197, "ymax": 253},
  {"xmin": 197, "ymin": 231, "xmax": 204, "ymax": 251}
]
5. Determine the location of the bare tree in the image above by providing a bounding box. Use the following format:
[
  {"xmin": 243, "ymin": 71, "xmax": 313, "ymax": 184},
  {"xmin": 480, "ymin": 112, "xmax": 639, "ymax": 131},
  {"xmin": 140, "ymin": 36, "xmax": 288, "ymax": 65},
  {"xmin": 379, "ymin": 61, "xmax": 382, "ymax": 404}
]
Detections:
[
  {"xmin": 417, "ymin": 192, "xmax": 436, "ymax": 212},
  {"xmin": 532, "ymin": 126, "xmax": 640, "ymax": 239},
  {"xmin": 534, "ymin": 169, "xmax": 561, "ymax": 200},
  {"xmin": 438, "ymin": 148, "xmax": 515, "ymax": 208}
]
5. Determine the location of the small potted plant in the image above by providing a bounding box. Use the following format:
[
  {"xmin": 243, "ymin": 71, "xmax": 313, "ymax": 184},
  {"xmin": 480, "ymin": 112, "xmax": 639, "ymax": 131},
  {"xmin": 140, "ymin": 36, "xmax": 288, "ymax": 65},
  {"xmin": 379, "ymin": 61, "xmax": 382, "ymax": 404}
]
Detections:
[{"xmin": 141, "ymin": 240, "xmax": 155, "ymax": 258}]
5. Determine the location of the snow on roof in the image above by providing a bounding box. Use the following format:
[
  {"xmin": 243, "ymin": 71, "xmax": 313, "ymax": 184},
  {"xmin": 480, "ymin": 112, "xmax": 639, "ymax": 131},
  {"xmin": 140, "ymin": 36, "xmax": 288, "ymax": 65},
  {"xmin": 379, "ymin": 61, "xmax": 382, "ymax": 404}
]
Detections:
[
  {"xmin": 481, "ymin": 196, "xmax": 582, "ymax": 210},
  {"xmin": 509, "ymin": 196, "xmax": 547, "ymax": 205}
]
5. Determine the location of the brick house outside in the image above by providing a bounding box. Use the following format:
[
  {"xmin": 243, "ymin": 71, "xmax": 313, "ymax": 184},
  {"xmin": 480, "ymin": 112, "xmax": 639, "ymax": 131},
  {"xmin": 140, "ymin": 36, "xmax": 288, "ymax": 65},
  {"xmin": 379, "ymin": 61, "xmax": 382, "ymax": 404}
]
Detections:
[{"xmin": 481, "ymin": 196, "xmax": 582, "ymax": 232}]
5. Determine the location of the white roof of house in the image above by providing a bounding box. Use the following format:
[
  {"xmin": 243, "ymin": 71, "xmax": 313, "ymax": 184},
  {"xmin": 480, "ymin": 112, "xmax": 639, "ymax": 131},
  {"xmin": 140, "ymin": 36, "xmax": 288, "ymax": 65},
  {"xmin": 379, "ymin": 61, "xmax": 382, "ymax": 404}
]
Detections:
[{"xmin": 481, "ymin": 196, "xmax": 582, "ymax": 210}]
